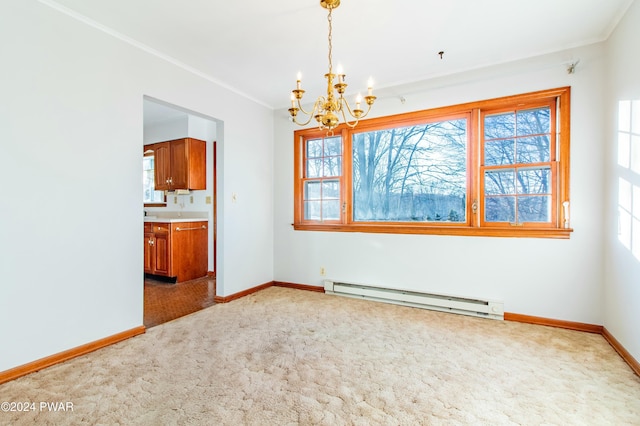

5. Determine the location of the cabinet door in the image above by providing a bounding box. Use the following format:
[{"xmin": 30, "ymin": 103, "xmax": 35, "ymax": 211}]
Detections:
[
  {"xmin": 186, "ymin": 138, "xmax": 207, "ymax": 190},
  {"xmin": 143, "ymin": 233, "xmax": 154, "ymax": 274},
  {"xmin": 169, "ymin": 139, "xmax": 188, "ymax": 189},
  {"xmin": 153, "ymin": 232, "xmax": 170, "ymax": 275},
  {"xmin": 171, "ymin": 222, "xmax": 208, "ymax": 282},
  {"xmin": 154, "ymin": 142, "xmax": 171, "ymax": 191}
]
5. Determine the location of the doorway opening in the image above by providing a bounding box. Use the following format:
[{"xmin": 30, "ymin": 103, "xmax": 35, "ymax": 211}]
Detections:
[{"xmin": 142, "ymin": 96, "xmax": 221, "ymax": 327}]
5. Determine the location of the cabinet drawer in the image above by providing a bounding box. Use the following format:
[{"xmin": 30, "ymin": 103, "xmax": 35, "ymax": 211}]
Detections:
[
  {"xmin": 171, "ymin": 221, "xmax": 207, "ymax": 232},
  {"xmin": 151, "ymin": 223, "xmax": 170, "ymax": 234},
  {"xmin": 144, "ymin": 223, "xmax": 153, "ymax": 233}
]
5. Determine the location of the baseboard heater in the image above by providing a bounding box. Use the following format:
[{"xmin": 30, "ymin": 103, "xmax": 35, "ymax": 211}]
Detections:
[{"xmin": 323, "ymin": 280, "xmax": 504, "ymax": 320}]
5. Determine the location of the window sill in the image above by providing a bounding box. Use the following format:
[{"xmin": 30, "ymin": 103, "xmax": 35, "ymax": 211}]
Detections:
[{"xmin": 293, "ymin": 223, "xmax": 573, "ymax": 239}]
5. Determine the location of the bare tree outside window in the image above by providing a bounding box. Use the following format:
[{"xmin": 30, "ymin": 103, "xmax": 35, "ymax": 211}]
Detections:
[
  {"xmin": 483, "ymin": 107, "xmax": 553, "ymax": 224},
  {"xmin": 352, "ymin": 119, "xmax": 467, "ymax": 222},
  {"xmin": 303, "ymin": 136, "xmax": 342, "ymax": 221}
]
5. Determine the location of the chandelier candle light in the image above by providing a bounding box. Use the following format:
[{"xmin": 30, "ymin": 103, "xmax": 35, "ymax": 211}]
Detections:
[{"xmin": 288, "ymin": 0, "xmax": 376, "ymax": 133}]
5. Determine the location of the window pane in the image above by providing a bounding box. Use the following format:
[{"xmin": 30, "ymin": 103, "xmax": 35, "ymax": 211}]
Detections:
[
  {"xmin": 485, "ymin": 169, "xmax": 515, "ymax": 195},
  {"xmin": 322, "ymin": 180, "xmax": 340, "ymax": 199},
  {"xmin": 304, "ymin": 181, "xmax": 321, "ymax": 200},
  {"xmin": 303, "ymin": 179, "xmax": 340, "ymax": 221},
  {"xmin": 517, "ymin": 168, "xmax": 551, "ymax": 195},
  {"xmin": 306, "ymin": 159, "xmax": 323, "ymax": 178},
  {"xmin": 143, "ymin": 157, "xmax": 153, "ymax": 170},
  {"xmin": 307, "ymin": 139, "xmax": 323, "ymax": 158},
  {"xmin": 516, "ymin": 136, "xmax": 550, "ymax": 163},
  {"xmin": 324, "ymin": 137, "xmax": 341, "ymax": 156},
  {"xmin": 306, "ymin": 137, "xmax": 342, "ymax": 178},
  {"xmin": 485, "ymin": 112, "xmax": 515, "ymax": 140},
  {"xmin": 485, "ymin": 197, "xmax": 515, "ymax": 222},
  {"xmin": 485, "ymin": 139, "xmax": 515, "ymax": 166},
  {"xmin": 517, "ymin": 107, "xmax": 550, "ymax": 136},
  {"xmin": 353, "ymin": 119, "xmax": 467, "ymax": 222},
  {"xmin": 322, "ymin": 200, "xmax": 340, "ymax": 220},
  {"xmin": 518, "ymin": 196, "xmax": 551, "ymax": 222},
  {"xmin": 485, "ymin": 107, "xmax": 552, "ymax": 165},
  {"xmin": 304, "ymin": 201, "xmax": 321, "ymax": 220},
  {"xmin": 323, "ymin": 157, "xmax": 341, "ymax": 177},
  {"xmin": 143, "ymin": 155, "xmax": 164, "ymax": 204}
]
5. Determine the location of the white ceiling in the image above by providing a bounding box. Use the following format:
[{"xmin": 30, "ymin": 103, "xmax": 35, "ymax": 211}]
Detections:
[{"xmin": 46, "ymin": 0, "xmax": 632, "ymax": 111}]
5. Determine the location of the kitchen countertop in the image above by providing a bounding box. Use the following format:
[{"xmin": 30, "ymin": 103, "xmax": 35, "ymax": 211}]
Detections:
[{"xmin": 144, "ymin": 217, "xmax": 208, "ymax": 223}]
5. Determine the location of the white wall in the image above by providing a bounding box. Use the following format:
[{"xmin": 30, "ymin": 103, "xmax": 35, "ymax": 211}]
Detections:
[
  {"xmin": 143, "ymin": 115, "xmax": 190, "ymax": 144},
  {"xmin": 274, "ymin": 43, "xmax": 608, "ymax": 324},
  {"xmin": 0, "ymin": 1, "xmax": 274, "ymax": 372},
  {"xmin": 604, "ymin": 0, "xmax": 640, "ymax": 362}
]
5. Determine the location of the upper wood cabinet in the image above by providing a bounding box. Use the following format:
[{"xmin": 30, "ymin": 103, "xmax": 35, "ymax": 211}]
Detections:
[{"xmin": 151, "ymin": 138, "xmax": 206, "ymax": 191}]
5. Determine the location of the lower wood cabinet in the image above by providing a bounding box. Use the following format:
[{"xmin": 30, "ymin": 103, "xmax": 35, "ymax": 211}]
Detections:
[{"xmin": 144, "ymin": 221, "xmax": 207, "ymax": 282}]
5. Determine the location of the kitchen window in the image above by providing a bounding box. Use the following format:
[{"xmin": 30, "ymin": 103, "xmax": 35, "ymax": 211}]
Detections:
[{"xmin": 143, "ymin": 150, "xmax": 166, "ymax": 206}]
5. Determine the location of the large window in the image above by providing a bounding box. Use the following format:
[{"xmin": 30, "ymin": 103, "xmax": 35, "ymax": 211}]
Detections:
[
  {"xmin": 481, "ymin": 104, "xmax": 556, "ymax": 226},
  {"xmin": 303, "ymin": 136, "xmax": 342, "ymax": 221},
  {"xmin": 352, "ymin": 116, "xmax": 468, "ymax": 223},
  {"xmin": 293, "ymin": 87, "xmax": 571, "ymax": 238}
]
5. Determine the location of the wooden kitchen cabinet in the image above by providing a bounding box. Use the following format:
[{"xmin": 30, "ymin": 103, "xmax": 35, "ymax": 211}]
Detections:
[
  {"xmin": 144, "ymin": 221, "xmax": 208, "ymax": 282},
  {"xmin": 170, "ymin": 221, "xmax": 208, "ymax": 282},
  {"xmin": 144, "ymin": 222, "xmax": 171, "ymax": 276},
  {"xmin": 144, "ymin": 224, "xmax": 153, "ymax": 273},
  {"xmin": 151, "ymin": 138, "xmax": 206, "ymax": 191}
]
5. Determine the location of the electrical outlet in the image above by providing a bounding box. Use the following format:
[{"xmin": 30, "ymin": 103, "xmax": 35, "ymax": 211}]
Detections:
[
  {"xmin": 206, "ymin": 196, "xmax": 212, "ymax": 204},
  {"xmin": 189, "ymin": 195, "xmax": 194, "ymax": 204},
  {"xmin": 320, "ymin": 267, "xmax": 326, "ymax": 276},
  {"xmin": 173, "ymin": 196, "xmax": 178, "ymax": 204}
]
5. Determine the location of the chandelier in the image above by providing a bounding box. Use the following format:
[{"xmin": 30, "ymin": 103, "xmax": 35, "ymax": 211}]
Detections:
[{"xmin": 288, "ymin": 0, "xmax": 376, "ymax": 133}]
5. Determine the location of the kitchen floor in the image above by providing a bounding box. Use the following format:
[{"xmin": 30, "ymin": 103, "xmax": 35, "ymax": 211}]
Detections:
[{"xmin": 144, "ymin": 275, "xmax": 216, "ymax": 328}]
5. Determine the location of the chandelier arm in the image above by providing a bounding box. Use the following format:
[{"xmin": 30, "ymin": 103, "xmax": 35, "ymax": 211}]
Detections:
[
  {"xmin": 291, "ymin": 98, "xmax": 324, "ymax": 127},
  {"xmin": 337, "ymin": 98, "xmax": 360, "ymax": 128},
  {"xmin": 339, "ymin": 96, "xmax": 359, "ymax": 119},
  {"xmin": 354, "ymin": 103, "xmax": 374, "ymax": 120},
  {"xmin": 340, "ymin": 108, "xmax": 359, "ymax": 129},
  {"xmin": 296, "ymin": 97, "xmax": 319, "ymax": 117},
  {"xmin": 346, "ymin": 96, "xmax": 375, "ymax": 121},
  {"xmin": 291, "ymin": 114, "xmax": 315, "ymax": 127}
]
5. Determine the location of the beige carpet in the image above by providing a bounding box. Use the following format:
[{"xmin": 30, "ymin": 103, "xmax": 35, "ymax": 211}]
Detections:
[{"xmin": 2, "ymin": 287, "xmax": 639, "ymax": 425}]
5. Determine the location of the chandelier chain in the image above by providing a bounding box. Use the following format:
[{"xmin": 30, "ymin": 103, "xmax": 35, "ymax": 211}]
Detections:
[{"xmin": 327, "ymin": 7, "xmax": 333, "ymax": 75}]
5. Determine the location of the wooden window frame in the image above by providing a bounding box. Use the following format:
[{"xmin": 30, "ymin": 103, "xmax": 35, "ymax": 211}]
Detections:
[
  {"xmin": 299, "ymin": 133, "xmax": 345, "ymax": 224},
  {"xmin": 293, "ymin": 87, "xmax": 572, "ymax": 239},
  {"xmin": 479, "ymin": 99, "xmax": 558, "ymax": 228}
]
